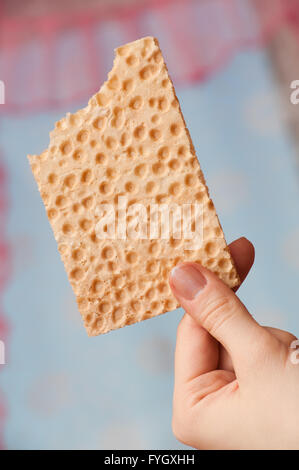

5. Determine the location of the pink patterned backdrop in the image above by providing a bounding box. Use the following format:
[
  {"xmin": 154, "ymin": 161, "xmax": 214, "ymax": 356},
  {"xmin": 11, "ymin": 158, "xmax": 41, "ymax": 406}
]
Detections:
[{"xmin": 1, "ymin": 0, "xmax": 299, "ymax": 113}]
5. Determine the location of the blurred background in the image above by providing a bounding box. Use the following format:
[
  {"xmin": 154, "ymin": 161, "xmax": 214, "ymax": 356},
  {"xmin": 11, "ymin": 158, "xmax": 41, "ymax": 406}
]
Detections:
[{"xmin": 0, "ymin": 0, "xmax": 299, "ymax": 450}]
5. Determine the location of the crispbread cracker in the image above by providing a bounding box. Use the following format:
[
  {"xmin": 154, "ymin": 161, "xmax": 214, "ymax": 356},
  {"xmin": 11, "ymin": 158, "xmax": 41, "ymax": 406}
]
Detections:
[{"xmin": 28, "ymin": 37, "xmax": 239, "ymax": 336}]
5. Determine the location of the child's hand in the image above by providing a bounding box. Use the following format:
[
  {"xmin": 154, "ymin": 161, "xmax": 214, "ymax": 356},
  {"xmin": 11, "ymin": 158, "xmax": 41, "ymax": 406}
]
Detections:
[{"xmin": 169, "ymin": 237, "xmax": 299, "ymax": 450}]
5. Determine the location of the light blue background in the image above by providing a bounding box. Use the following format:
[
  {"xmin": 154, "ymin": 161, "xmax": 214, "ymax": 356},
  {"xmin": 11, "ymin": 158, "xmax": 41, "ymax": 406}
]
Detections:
[{"xmin": 1, "ymin": 47, "xmax": 299, "ymax": 449}]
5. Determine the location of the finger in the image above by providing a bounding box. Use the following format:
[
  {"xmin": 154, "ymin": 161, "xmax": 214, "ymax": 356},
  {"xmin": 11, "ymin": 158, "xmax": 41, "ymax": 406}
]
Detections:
[
  {"xmin": 218, "ymin": 326, "xmax": 297, "ymax": 372},
  {"xmin": 174, "ymin": 313, "xmax": 219, "ymax": 387},
  {"xmin": 228, "ymin": 237, "xmax": 255, "ymax": 287},
  {"xmin": 174, "ymin": 237, "xmax": 256, "ymax": 386},
  {"xmin": 169, "ymin": 262, "xmax": 271, "ymax": 375}
]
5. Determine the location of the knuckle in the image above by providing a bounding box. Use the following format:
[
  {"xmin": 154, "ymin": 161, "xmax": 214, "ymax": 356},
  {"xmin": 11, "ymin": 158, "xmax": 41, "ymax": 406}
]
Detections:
[
  {"xmin": 250, "ymin": 329, "xmax": 280, "ymax": 363},
  {"xmin": 283, "ymin": 330, "xmax": 297, "ymax": 345},
  {"xmin": 265, "ymin": 326, "xmax": 297, "ymax": 346},
  {"xmin": 200, "ymin": 295, "xmax": 237, "ymax": 335}
]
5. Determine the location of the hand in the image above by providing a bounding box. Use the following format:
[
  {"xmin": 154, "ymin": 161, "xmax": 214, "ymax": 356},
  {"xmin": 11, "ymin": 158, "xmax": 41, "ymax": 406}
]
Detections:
[{"xmin": 169, "ymin": 237, "xmax": 299, "ymax": 450}]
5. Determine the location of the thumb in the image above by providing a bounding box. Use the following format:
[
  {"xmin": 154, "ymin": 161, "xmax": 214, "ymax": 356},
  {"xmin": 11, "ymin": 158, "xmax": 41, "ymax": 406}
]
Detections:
[{"xmin": 169, "ymin": 262, "xmax": 267, "ymax": 373}]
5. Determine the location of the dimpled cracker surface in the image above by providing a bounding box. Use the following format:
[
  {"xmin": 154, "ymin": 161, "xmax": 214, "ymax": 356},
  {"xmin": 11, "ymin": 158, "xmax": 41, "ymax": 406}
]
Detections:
[{"xmin": 28, "ymin": 37, "xmax": 239, "ymax": 336}]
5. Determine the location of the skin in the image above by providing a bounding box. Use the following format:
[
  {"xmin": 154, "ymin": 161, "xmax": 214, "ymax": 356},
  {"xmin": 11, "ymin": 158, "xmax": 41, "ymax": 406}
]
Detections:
[{"xmin": 169, "ymin": 237, "xmax": 299, "ymax": 450}]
